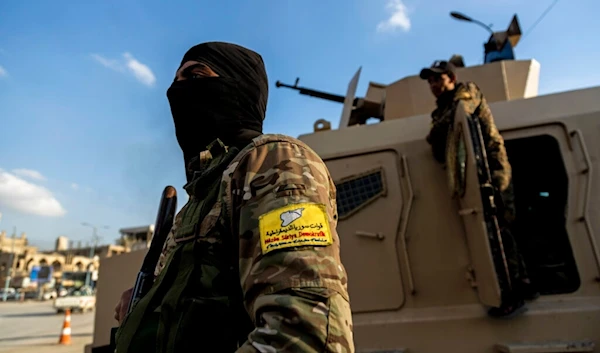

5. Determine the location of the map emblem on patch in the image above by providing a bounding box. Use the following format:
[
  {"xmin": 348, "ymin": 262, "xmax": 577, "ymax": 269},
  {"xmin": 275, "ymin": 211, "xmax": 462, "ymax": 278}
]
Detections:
[
  {"xmin": 280, "ymin": 208, "xmax": 304, "ymax": 227},
  {"xmin": 258, "ymin": 203, "xmax": 333, "ymax": 254}
]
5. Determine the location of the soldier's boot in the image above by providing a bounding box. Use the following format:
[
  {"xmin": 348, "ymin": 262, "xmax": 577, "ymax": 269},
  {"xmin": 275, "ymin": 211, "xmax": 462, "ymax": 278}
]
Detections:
[{"xmin": 487, "ymin": 298, "xmax": 528, "ymax": 319}]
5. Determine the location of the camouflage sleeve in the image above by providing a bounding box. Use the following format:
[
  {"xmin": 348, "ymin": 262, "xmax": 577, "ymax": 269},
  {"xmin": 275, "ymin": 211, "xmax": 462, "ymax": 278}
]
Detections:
[
  {"xmin": 222, "ymin": 137, "xmax": 354, "ymax": 353},
  {"xmin": 426, "ymin": 109, "xmax": 451, "ymax": 164},
  {"xmin": 463, "ymin": 82, "xmax": 512, "ymax": 191}
]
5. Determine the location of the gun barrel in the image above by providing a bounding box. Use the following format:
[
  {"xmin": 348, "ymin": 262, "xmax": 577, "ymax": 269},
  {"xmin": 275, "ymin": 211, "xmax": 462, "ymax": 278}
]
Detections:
[
  {"xmin": 126, "ymin": 185, "xmax": 177, "ymax": 314},
  {"xmin": 275, "ymin": 80, "xmax": 294, "ymax": 89},
  {"xmin": 103, "ymin": 186, "xmax": 177, "ymax": 353},
  {"xmin": 275, "ymin": 79, "xmax": 348, "ymax": 104},
  {"xmin": 299, "ymin": 89, "xmax": 346, "ymax": 103},
  {"xmin": 139, "ymin": 186, "xmax": 177, "ymax": 273}
]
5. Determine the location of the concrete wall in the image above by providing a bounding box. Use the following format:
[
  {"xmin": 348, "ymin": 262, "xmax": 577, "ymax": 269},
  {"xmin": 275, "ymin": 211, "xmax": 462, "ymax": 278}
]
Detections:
[{"xmin": 90, "ymin": 249, "xmax": 147, "ymax": 349}]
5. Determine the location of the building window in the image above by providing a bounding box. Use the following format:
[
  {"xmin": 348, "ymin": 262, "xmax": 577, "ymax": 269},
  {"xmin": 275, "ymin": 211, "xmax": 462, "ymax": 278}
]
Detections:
[{"xmin": 52, "ymin": 261, "xmax": 62, "ymax": 272}]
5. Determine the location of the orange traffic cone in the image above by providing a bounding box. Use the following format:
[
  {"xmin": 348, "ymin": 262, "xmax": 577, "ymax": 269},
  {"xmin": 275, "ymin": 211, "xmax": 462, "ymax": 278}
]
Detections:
[{"xmin": 58, "ymin": 309, "xmax": 72, "ymax": 345}]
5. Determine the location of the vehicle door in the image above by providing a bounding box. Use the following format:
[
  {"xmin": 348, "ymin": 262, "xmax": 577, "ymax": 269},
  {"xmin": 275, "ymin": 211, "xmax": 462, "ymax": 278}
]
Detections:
[{"xmin": 447, "ymin": 102, "xmax": 512, "ymax": 307}]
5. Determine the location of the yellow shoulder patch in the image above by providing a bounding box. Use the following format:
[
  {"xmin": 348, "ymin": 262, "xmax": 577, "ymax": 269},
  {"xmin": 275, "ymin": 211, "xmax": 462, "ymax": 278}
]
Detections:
[{"xmin": 258, "ymin": 202, "xmax": 333, "ymax": 255}]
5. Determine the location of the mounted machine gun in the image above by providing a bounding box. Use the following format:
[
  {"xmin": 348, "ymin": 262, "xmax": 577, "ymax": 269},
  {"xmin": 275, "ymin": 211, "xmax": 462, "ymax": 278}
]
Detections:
[
  {"xmin": 275, "ymin": 78, "xmax": 353, "ymax": 104},
  {"xmin": 275, "ymin": 69, "xmax": 385, "ymax": 129}
]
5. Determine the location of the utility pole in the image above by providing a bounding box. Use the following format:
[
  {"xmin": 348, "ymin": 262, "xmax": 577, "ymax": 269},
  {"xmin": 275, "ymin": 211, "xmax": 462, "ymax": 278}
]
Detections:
[
  {"xmin": 81, "ymin": 222, "xmax": 107, "ymax": 288},
  {"xmin": 2, "ymin": 227, "xmax": 16, "ymax": 302}
]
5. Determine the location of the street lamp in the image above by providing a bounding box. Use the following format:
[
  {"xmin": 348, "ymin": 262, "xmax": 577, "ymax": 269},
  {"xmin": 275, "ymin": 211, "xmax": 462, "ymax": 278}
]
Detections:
[
  {"xmin": 450, "ymin": 11, "xmax": 517, "ymax": 64},
  {"xmin": 81, "ymin": 222, "xmax": 109, "ymax": 288},
  {"xmin": 450, "ymin": 11, "xmax": 494, "ymax": 36}
]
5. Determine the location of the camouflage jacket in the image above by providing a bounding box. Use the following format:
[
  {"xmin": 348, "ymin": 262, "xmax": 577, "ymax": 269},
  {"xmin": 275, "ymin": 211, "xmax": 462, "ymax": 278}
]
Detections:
[
  {"xmin": 154, "ymin": 134, "xmax": 354, "ymax": 353},
  {"xmin": 426, "ymin": 81, "xmax": 512, "ymax": 191}
]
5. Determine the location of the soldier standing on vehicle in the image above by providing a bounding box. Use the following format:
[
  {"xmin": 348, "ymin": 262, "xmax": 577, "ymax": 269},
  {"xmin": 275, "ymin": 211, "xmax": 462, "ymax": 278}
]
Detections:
[
  {"xmin": 419, "ymin": 60, "xmax": 539, "ymax": 319},
  {"xmin": 112, "ymin": 41, "xmax": 354, "ymax": 353}
]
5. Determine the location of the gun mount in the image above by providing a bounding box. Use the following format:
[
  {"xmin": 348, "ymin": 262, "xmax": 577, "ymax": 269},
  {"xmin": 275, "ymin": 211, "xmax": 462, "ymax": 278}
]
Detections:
[{"xmin": 276, "ymin": 75, "xmax": 385, "ymax": 129}]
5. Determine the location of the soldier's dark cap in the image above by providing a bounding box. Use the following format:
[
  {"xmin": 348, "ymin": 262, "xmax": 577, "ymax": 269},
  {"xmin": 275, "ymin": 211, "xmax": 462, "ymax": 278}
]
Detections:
[{"xmin": 419, "ymin": 60, "xmax": 456, "ymax": 80}]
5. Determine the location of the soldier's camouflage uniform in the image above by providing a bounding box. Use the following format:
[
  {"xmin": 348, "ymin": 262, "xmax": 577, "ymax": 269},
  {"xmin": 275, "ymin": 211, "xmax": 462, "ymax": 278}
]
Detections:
[
  {"xmin": 140, "ymin": 134, "xmax": 354, "ymax": 353},
  {"xmin": 426, "ymin": 81, "xmax": 528, "ymax": 283}
]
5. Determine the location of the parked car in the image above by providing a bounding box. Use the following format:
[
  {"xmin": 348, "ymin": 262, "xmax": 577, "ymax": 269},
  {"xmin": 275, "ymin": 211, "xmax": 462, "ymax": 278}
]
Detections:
[
  {"xmin": 0, "ymin": 288, "xmax": 18, "ymax": 301},
  {"xmin": 53, "ymin": 286, "xmax": 96, "ymax": 313}
]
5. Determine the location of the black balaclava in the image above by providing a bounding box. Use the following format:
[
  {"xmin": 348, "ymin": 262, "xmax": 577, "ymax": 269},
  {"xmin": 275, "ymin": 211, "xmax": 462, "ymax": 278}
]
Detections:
[{"xmin": 166, "ymin": 41, "xmax": 269, "ymax": 169}]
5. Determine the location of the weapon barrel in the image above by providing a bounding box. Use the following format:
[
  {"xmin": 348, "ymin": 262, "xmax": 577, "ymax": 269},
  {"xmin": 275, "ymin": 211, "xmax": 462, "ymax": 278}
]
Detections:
[
  {"xmin": 275, "ymin": 80, "xmax": 348, "ymax": 104},
  {"xmin": 298, "ymin": 88, "xmax": 346, "ymax": 103},
  {"xmin": 97, "ymin": 186, "xmax": 178, "ymax": 353},
  {"xmin": 126, "ymin": 185, "xmax": 178, "ymax": 313}
]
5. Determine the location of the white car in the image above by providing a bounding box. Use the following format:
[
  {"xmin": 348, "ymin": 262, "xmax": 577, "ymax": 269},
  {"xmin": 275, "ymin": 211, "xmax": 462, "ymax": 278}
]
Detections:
[{"xmin": 53, "ymin": 286, "xmax": 96, "ymax": 313}]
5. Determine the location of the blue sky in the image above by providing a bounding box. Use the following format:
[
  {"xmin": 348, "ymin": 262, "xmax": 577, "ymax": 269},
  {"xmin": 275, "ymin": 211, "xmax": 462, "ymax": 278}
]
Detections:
[{"xmin": 0, "ymin": 0, "xmax": 597, "ymax": 250}]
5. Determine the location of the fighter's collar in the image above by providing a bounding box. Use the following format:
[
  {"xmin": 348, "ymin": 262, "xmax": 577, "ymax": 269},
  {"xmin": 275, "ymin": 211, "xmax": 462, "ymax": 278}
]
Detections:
[
  {"xmin": 435, "ymin": 82, "xmax": 471, "ymax": 107},
  {"xmin": 185, "ymin": 138, "xmax": 229, "ymax": 177}
]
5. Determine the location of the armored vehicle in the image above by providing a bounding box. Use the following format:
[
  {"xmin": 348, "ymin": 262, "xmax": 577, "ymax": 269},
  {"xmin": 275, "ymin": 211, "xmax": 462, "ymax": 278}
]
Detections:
[{"xmin": 86, "ymin": 13, "xmax": 599, "ymax": 353}]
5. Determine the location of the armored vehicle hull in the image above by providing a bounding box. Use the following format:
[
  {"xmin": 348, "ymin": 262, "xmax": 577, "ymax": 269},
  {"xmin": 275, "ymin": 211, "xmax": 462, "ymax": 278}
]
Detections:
[{"xmin": 297, "ymin": 84, "xmax": 600, "ymax": 352}]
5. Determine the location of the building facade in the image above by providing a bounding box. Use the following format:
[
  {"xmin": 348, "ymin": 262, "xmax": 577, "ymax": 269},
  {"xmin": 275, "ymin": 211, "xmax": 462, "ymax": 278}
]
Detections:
[{"xmin": 0, "ymin": 226, "xmax": 153, "ymax": 289}]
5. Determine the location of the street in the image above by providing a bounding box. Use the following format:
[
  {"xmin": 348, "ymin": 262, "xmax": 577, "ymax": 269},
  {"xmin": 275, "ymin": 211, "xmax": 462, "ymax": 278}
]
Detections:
[{"xmin": 0, "ymin": 301, "xmax": 93, "ymax": 353}]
